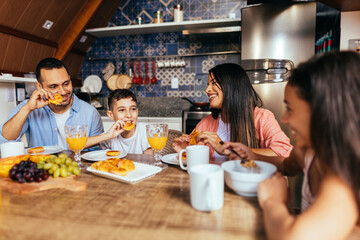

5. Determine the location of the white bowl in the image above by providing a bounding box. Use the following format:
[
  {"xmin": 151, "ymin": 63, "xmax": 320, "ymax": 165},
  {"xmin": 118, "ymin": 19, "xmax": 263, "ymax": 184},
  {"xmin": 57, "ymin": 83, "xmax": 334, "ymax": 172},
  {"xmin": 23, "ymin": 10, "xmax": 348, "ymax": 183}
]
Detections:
[{"xmin": 221, "ymin": 160, "xmax": 277, "ymax": 197}]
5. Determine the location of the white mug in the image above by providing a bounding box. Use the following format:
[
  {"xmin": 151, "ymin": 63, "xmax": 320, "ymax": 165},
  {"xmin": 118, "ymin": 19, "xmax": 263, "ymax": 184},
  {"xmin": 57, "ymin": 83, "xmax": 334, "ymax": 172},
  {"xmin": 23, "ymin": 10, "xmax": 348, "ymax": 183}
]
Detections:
[
  {"xmin": 0, "ymin": 141, "xmax": 25, "ymax": 158},
  {"xmin": 179, "ymin": 145, "xmax": 209, "ymax": 172},
  {"xmin": 189, "ymin": 164, "xmax": 224, "ymax": 211}
]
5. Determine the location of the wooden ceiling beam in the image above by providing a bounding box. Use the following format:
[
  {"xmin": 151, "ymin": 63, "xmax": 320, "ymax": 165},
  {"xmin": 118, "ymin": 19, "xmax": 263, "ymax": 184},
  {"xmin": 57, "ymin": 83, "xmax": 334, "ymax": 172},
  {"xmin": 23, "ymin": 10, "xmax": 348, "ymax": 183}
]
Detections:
[{"xmin": 55, "ymin": 0, "xmax": 103, "ymax": 60}]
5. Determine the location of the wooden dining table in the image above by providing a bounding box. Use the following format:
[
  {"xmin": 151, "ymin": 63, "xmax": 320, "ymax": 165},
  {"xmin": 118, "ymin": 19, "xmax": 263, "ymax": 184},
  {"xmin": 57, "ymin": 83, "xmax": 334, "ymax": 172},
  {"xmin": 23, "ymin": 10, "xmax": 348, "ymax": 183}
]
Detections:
[{"xmin": 0, "ymin": 152, "xmax": 267, "ymax": 240}]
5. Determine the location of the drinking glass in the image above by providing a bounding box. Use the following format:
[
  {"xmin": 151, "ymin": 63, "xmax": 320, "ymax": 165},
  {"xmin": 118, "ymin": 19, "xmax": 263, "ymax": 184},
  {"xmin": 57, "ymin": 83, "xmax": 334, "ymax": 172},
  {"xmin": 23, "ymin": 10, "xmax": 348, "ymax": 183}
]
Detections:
[
  {"xmin": 64, "ymin": 125, "xmax": 89, "ymax": 169},
  {"xmin": 146, "ymin": 124, "xmax": 168, "ymax": 168}
]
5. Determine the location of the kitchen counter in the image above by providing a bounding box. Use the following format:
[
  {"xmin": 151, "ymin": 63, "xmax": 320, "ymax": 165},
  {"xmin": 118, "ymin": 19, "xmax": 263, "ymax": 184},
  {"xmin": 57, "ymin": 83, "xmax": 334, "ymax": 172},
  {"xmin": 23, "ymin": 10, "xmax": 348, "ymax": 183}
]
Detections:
[{"xmin": 97, "ymin": 97, "xmax": 192, "ymax": 118}]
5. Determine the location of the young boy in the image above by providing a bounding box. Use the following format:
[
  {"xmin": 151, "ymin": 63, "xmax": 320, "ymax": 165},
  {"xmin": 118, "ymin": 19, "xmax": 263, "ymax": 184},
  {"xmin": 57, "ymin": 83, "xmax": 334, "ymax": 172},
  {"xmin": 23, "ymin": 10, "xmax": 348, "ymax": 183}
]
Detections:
[{"xmin": 85, "ymin": 89, "xmax": 153, "ymax": 155}]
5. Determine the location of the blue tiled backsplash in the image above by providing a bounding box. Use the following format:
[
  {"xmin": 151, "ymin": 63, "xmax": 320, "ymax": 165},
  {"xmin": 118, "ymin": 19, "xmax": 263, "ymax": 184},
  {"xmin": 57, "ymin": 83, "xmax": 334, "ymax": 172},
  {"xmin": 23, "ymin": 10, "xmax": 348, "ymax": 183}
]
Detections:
[{"xmin": 80, "ymin": 0, "xmax": 245, "ymax": 101}]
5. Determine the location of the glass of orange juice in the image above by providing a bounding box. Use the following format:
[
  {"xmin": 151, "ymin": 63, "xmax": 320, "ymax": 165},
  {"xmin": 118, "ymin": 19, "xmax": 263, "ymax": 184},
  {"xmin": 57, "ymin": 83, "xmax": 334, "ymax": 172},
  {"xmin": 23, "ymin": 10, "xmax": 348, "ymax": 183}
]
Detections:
[
  {"xmin": 146, "ymin": 124, "xmax": 168, "ymax": 167},
  {"xmin": 64, "ymin": 125, "xmax": 89, "ymax": 169}
]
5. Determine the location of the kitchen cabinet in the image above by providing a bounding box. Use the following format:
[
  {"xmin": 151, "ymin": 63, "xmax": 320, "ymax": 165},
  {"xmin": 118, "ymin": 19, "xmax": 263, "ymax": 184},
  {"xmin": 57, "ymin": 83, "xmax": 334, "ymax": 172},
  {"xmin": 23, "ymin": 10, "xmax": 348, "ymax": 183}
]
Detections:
[
  {"xmin": 101, "ymin": 116, "xmax": 182, "ymax": 132},
  {"xmin": 86, "ymin": 18, "xmax": 241, "ymax": 37}
]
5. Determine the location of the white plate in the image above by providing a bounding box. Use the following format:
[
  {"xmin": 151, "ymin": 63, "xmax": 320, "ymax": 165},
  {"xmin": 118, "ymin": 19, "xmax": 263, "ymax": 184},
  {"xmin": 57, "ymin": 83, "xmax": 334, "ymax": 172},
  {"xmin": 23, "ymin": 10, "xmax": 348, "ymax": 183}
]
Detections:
[
  {"xmin": 161, "ymin": 153, "xmax": 181, "ymax": 166},
  {"xmin": 26, "ymin": 146, "xmax": 64, "ymax": 155},
  {"xmin": 83, "ymin": 75, "xmax": 102, "ymax": 93},
  {"xmin": 87, "ymin": 162, "xmax": 162, "ymax": 184},
  {"xmin": 80, "ymin": 150, "xmax": 127, "ymax": 161}
]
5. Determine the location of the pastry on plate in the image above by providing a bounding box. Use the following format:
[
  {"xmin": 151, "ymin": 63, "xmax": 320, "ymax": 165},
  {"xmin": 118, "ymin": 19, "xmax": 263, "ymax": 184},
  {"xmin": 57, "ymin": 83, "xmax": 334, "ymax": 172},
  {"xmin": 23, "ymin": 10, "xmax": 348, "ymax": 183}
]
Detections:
[
  {"xmin": 106, "ymin": 150, "xmax": 120, "ymax": 156},
  {"xmin": 28, "ymin": 146, "xmax": 45, "ymax": 154},
  {"xmin": 118, "ymin": 159, "xmax": 135, "ymax": 171}
]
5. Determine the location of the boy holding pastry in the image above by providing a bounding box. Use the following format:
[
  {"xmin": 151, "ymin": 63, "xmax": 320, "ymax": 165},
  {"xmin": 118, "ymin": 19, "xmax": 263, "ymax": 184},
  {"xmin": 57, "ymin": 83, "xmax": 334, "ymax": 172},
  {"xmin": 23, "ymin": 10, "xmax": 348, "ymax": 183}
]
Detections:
[{"xmin": 85, "ymin": 89, "xmax": 153, "ymax": 155}]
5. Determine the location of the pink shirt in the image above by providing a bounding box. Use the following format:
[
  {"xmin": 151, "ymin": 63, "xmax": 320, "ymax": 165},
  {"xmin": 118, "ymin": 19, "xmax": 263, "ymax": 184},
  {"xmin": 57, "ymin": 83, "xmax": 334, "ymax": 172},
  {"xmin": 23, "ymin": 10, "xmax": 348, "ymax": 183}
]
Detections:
[{"xmin": 196, "ymin": 107, "xmax": 293, "ymax": 158}]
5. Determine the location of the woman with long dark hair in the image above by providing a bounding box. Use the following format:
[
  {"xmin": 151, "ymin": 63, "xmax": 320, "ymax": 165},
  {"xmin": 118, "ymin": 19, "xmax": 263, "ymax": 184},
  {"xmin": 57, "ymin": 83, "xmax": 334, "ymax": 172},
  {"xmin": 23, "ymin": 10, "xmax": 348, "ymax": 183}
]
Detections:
[
  {"xmin": 173, "ymin": 63, "xmax": 292, "ymax": 158},
  {"xmin": 220, "ymin": 52, "xmax": 360, "ymax": 239}
]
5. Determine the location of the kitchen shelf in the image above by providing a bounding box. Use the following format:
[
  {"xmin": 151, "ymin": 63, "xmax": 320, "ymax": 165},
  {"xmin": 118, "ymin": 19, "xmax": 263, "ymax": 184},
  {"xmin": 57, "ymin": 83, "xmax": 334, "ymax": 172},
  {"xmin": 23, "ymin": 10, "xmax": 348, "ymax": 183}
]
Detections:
[
  {"xmin": 0, "ymin": 76, "xmax": 37, "ymax": 84},
  {"xmin": 86, "ymin": 18, "xmax": 241, "ymax": 37},
  {"xmin": 87, "ymin": 50, "xmax": 241, "ymax": 61}
]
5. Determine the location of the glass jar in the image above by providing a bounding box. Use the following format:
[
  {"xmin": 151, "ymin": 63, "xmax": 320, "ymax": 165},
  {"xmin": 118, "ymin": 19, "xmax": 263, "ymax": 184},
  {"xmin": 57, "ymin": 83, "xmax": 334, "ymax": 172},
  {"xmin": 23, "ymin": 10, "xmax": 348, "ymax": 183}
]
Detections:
[
  {"xmin": 154, "ymin": 11, "xmax": 163, "ymax": 24},
  {"xmin": 174, "ymin": 4, "xmax": 183, "ymax": 22},
  {"xmin": 136, "ymin": 17, "xmax": 142, "ymax": 25}
]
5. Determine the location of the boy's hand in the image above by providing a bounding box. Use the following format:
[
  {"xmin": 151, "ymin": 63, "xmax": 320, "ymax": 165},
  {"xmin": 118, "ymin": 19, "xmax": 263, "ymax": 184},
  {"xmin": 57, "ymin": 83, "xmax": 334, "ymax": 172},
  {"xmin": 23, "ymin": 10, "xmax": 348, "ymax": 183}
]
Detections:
[{"xmin": 106, "ymin": 120, "xmax": 125, "ymax": 139}]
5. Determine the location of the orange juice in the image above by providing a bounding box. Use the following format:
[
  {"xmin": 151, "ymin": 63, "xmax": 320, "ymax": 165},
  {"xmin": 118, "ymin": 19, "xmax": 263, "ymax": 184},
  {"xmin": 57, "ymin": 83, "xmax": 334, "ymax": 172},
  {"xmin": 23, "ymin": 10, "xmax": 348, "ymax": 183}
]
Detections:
[
  {"xmin": 66, "ymin": 137, "xmax": 88, "ymax": 151},
  {"xmin": 147, "ymin": 137, "xmax": 167, "ymax": 150}
]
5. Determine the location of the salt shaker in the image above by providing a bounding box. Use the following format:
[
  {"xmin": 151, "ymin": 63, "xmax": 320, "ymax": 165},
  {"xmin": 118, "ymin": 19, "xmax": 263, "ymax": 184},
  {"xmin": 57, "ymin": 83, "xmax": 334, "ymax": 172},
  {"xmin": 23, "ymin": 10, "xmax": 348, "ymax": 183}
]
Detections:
[{"xmin": 174, "ymin": 4, "xmax": 183, "ymax": 22}]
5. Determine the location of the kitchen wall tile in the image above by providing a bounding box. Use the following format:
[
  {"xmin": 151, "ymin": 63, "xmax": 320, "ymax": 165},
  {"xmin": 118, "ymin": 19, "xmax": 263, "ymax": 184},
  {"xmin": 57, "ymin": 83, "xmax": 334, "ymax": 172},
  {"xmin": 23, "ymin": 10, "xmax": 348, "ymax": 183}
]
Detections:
[{"xmin": 80, "ymin": 0, "xmax": 244, "ymax": 99}]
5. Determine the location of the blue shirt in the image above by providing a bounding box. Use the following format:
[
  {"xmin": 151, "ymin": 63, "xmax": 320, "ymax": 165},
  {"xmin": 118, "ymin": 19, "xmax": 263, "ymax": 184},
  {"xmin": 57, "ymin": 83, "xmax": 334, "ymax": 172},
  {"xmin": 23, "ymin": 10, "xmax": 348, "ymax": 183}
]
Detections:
[{"xmin": 0, "ymin": 94, "xmax": 104, "ymax": 150}]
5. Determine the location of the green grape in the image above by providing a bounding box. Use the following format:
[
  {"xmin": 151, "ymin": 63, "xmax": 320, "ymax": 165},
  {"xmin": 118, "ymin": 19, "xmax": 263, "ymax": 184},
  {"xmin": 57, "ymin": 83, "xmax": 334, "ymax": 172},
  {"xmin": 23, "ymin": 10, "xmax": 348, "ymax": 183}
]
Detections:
[
  {"xmin": 51, "ymin": 164, "xmax": 59, "ymax": 172},
  {"xmin": 58, "ymin": 153, "xmax": 67, "ymax": 159},
  {"xmin": 53, "ymin": 168, "xmax": 60, "ymax": 178},
  {"xmin": 37, "ymin": 163, "xmax": 44, "ymax": 169},
  {"xmin": 60, "ymin": 158, "xmax": 65, "ymax": 164},
  {"xmin": 73, "ymin": 167, "xmax": 80, "ymax": 176},
  {"xmin": 54, "ymin": 157, "xmax": 61, "ymax": 164},
  {"xmin": 60, "ymin": 164, "xmax": 66, "ymax": 169},
  {"xmin": 44, "ymin": 163, "xmax": 53, "ymax": 170},
  {"xmin": 72, "ymin": 162, "xmax": 78, "ymax": 167},
  {"xmin": 67, "ymin": 165, "xmax": 74, "ymax": 173},
  {"xmin": 65, "ymin": 158, "xmax": 72, "ymax": 166},
  {"xmin": 67, "ymin": 170, "xmax": 72, "ymax": 176},
  {"xmin": 50, "ymin": 155, "xmax": 56, "ymax": 159},
  {"xmin": 38, "ymin": 160, "xmax": 45, "ymax": 165},
  {"xmin": 60, "ymin": 168, "xmax": 67, "ymax": 178},
  {"xmin": 49, "ymin": 169, "xmax": 54, "ymax": 174}
]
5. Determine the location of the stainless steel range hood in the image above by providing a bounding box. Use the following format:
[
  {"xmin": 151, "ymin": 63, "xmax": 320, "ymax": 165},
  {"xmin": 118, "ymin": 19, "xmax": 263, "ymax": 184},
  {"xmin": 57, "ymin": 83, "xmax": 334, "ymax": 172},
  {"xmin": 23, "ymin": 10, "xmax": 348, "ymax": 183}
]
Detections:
[{"xmin": 241, "ymin": 59, "xmax": 294, "ymax": 84}]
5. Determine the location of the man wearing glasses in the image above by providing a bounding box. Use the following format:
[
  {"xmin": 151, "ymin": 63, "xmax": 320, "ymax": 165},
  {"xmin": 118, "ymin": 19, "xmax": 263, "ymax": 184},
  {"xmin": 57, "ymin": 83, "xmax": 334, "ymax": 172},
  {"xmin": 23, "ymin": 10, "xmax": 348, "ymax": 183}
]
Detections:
[{"xmin": 0, "ymin": 57, "xmax": 103, "ymax": 150}]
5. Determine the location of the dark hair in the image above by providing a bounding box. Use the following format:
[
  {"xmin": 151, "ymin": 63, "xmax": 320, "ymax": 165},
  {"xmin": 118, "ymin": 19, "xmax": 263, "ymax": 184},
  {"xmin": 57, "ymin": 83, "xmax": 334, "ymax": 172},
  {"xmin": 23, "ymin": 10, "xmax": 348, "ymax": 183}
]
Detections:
[
  {"xmin": 209, "ymin": 63, "xmax": 263, "ymax": 147},
  {"xmin": 108, "ymin": 89, "xmax": 137, "ymax": 110},
  {"xmin": 288, "ymin": 51, "xmax": 360, "ymax": 212},
  {"xmin": 36, "ymin": 57, "xmax": 69, "ymax": 83}
]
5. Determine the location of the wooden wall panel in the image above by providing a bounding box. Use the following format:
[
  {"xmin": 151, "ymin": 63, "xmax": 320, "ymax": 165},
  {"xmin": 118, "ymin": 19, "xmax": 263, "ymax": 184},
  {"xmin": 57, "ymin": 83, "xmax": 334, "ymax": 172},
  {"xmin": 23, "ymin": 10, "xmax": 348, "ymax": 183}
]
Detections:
[
  {"xmin": 0, "ymin": 0, "xmax": 30, "ymax": 28},
  {"xmin": 63, "ymin": 53, "xmax": 84, "ymax": 87},
  {"xmin": 15, "ymin": 0, "xmax": 55, "ymax": 34},
  {"xmin": 0, "ymin": 33, "xmax": 10, "ymax": 70},
  {"xmin": 37, "ymin": 45, "xmax": 56, "ymax": 62},
  {"xmin": 51, "ymin": 0, "xmax": 87, "ymax": 41},
  {"xmin": 2, "ymin": 36, "xmax": 27, "ymax": 72},
  {"xmin": 21, "ymin": 41, "xmax": 45, "ymax": 73}
]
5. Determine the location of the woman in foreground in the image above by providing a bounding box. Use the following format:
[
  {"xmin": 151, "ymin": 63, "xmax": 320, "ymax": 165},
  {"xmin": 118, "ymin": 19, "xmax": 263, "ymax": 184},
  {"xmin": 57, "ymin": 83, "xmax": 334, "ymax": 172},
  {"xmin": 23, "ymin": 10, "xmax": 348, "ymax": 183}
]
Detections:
[{"xmin": 221, "ymin": 51, "xmax": 360, "ymax": 240}]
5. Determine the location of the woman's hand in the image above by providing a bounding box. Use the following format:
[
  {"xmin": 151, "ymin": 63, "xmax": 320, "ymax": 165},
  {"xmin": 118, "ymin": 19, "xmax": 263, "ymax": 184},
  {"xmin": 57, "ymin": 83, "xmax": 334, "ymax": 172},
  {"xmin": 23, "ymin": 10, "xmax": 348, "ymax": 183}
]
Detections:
[
  {"xmin": 196, "ymin": 131, "xmax": 222, "ymax": 151},
  {"xmin": 257, "ymin": 172, "xmax": 288, "ymax": 209},
  {"xmin": 220, "ymin": 142, "xmax": 256, "ymax": 160},
  {"xmin": 172, "ymin": 134, "xmax": 190, "ymax": 152}
]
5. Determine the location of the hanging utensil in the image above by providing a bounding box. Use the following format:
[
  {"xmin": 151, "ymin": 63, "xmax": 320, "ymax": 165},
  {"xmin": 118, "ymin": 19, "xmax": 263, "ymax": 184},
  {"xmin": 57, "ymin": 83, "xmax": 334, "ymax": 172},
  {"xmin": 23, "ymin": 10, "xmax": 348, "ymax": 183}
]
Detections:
[
  {"xmin": 116, "ymin": 61, "xmax": 132, "ymax": 89},
  {"xmin": 144, "ymin": 60, "xmax": 150, "ymax": 84},
  {"xmin": 151, "ymin": 59, "xmax": 157, "ymax": 84},
  {"xmin": 138, "ymin": 60, "xmax": 143, "ymax": 84},
  {"xmin": 132, "ymin": 60, "xmax": 137, "ymax": 84}
]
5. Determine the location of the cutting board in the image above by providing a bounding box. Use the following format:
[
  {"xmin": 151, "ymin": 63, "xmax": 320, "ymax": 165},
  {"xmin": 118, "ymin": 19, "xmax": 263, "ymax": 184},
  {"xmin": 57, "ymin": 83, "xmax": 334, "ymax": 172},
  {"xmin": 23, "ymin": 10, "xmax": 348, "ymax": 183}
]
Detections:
[{"xmin": 0, "ymin": 176, "xmax": 87, "ymax": 194}]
